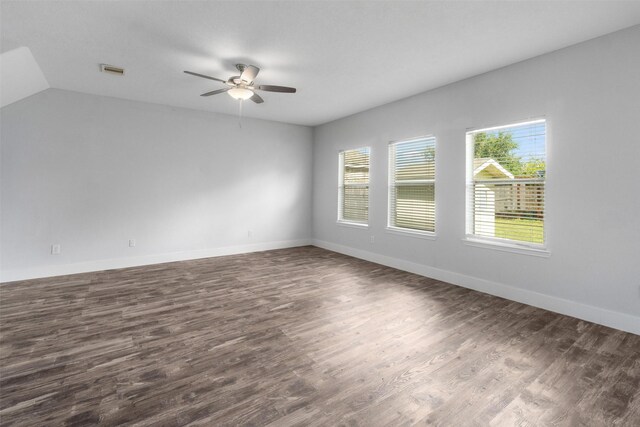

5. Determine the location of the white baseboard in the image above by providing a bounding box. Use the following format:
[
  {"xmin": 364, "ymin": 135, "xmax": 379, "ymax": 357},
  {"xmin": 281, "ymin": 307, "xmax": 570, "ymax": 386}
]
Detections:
[
  {"xmin": 0, "ymin": 239, "xmax": 312, "ymax": 283},
  {"xmin": 312, "ymin": 239, "xmax": 640, "ymax": 336}
]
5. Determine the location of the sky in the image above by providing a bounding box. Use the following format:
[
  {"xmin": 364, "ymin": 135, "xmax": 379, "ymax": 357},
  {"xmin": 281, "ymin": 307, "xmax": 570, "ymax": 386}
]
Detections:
[{"xmin": 484, "ymin": 121, "xmax": 546, "ymax": 162}]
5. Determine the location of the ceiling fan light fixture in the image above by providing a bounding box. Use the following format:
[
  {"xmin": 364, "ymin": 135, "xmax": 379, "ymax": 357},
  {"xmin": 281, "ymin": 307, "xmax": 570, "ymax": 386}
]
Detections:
[{"xmin": 228, "ymin": 87, "xmax": 253, "ymax": 100}]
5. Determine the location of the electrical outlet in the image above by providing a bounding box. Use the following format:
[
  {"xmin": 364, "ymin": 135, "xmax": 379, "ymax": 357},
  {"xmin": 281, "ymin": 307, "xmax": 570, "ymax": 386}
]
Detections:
[
  {"xmin": 129, "ymin": 239, "xmax": 136, "ymax": 248},
  {"xmin": 51, "ymin": 244, "xmax": 61, "ymax": 255},
  {"xmin": 370, "ymin": 236, "xmax": 375, "ymax": 244},
  {"xmin": 248, "ymin": 230, "xmax": 252, "ymax": 238}
]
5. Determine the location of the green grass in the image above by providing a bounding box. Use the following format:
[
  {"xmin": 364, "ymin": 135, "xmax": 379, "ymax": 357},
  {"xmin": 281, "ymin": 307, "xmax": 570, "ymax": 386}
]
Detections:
[{"xmin": 494, "ymin": 217, "xmax": 544, "ymax": 244}]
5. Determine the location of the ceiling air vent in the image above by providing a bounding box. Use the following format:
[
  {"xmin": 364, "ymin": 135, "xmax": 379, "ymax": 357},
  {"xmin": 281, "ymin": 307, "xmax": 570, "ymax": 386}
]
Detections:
[{"xmin": 100, "ymin": 64, "xmax": 124, "ymax": 76}]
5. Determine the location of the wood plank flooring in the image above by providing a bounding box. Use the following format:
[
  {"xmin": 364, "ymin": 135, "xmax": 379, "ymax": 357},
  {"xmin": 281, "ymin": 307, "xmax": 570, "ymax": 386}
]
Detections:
[{"xmin": 1, "ymin": 246, "xmax": 639, "ymax": 426}]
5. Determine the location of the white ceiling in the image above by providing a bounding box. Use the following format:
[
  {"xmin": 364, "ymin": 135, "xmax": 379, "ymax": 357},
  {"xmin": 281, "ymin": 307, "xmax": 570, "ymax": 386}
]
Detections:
[{"xmin": 2, "ymin": 1, "xmax": 640, "ymax": 126}]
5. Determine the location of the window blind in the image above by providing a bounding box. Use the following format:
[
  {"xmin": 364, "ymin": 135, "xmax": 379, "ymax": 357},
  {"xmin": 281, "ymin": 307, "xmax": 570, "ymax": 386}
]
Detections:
[
  {"xmin": 389, "ymin": 137, "xmax": 436, "ymax": 232},
  {"xmin": 466, "ymin": 120, "xmax": 546, "ymax": 246},
  {"xmin": 339, "ymin": 148, "xmax": 370, "ymax": 224}
]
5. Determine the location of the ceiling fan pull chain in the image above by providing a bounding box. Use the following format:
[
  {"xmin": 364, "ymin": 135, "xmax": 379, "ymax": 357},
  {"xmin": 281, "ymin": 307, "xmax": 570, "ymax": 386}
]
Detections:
[{"xmin": 238, "ymin": 99, "xmax": 243, "ymax": 128}]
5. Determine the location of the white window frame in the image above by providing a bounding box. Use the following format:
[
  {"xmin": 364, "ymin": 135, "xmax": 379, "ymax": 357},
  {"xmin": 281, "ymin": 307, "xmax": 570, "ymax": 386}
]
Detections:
[
  {"xmin": 337, "ymin": 147, "xmax": 370, "ymax": 227},
  {"xmin": 464, "ymin": 118, "xmax": 549, "ymax": 256},
  {"xmin": 387, "ymin": 136, "xmax": 436, "ymax": 238}
]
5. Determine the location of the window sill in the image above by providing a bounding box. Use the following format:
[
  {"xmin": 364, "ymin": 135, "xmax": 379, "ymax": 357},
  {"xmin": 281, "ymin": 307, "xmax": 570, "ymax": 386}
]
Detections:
[
  {"xmin": 463, "ymin": 237, "xmax": 550, "ymax": 258},
  {"xmin": 337, "ymin": 220, "xmax": 369, "ymax": 229},
  {"xmin": 386, "ymin": 226, "xmax": 437, "ymax": 240}
]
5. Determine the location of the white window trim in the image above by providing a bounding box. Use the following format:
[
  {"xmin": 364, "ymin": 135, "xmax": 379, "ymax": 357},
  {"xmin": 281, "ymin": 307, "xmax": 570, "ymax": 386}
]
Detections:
[
  {"xmin": 337, "ymin": 220, "xmax": 370, "ymax": 229},
  {"xmin": 388, "ymin": 136, "xmax": 437, "ymax": 235},
  {"xmin": 464, "ymin": 118, "xmax": 548, "ymax": 253},
  {"xmin": 463, "ymin": 237, "xmax": 550, "ymax": 257},
  {"xmin": 337, "ymin": 147, "xmax": 371, "ymax": 226},
  {"xmin": 385, "ymin": 226, "xmax": 436, "ymax": 240},
  {"xmin": 465, "ymin": 118, "xmax": 546, "ymax": 134}
]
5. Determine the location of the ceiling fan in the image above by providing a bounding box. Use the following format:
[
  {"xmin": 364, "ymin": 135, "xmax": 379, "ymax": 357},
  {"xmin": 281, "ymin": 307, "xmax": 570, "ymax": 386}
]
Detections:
[{"xmin": 184, "ymin": 64, "xmax": 296, "ymax": 104}]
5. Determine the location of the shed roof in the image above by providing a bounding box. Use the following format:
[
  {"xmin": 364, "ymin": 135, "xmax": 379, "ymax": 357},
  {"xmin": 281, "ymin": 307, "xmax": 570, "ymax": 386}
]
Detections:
[{"xmin": 473, "ymin": 158, "xmax": 514, "ymax": 179}]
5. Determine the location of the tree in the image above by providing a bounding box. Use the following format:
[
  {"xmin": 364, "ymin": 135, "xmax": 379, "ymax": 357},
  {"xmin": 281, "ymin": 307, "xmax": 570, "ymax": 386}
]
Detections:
[
  {"xmin": 473, "ymin": 131, "xmax": 522, "ymax": 175},
  {"xmin": 423, "ymin": 145, "xmax": 435, "ymax": 163},
  {"xmin": 520, "ymin": 158, "xmax": 546, "ymax": 178}
]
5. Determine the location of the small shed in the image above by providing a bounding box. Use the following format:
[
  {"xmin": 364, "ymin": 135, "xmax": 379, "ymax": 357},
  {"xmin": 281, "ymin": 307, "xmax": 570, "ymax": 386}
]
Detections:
[{"xmin": 472, "ymin": 158, "xmax": 514, "ymax": 237}]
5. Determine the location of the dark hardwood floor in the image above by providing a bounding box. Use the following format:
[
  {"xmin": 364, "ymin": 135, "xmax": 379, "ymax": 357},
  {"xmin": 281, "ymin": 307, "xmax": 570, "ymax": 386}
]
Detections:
[{"xmin": 1, "ymin": 246, "xmax": 639, "ymax": 426}]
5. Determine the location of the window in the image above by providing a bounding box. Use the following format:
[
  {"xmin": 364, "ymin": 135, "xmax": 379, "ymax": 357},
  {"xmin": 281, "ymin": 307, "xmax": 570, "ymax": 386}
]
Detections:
[
  {"xmin": 466, "ymin": 119, "xmax": 546, "ymax": 248},
  {"xmin": 388, "ymin": 137, "xmax": 436, "ymax": 233},
  {"xmin": 338, "ymin": 147, "xmax": 370, "ymax": 225}
]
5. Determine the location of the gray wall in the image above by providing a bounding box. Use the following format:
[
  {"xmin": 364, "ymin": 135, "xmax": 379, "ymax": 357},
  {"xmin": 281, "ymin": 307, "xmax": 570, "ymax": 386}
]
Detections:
[
  {"xmin": 312, "ymin": 26, "xmax": 640, "ymax": 332},
  {"xmin": 1, "ymin": 89, "xmax": 313, "ymax": 280}
]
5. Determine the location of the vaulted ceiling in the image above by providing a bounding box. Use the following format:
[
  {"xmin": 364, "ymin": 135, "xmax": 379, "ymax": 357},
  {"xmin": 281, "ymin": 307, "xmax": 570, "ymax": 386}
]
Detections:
[{"xmin": 2, "ymin": 1, "xmax": 640, "ymax": 126}]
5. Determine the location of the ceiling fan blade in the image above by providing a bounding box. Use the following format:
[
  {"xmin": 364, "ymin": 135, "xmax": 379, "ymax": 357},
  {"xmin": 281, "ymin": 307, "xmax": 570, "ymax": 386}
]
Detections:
[
  {"xmin": 257, "ymin": 85, "xmax": 296, "ymax": 93},
  {"xmin": 250, "ymin": 92, "xmax": 264, "ymax": 104},
  {"xmin": 200, "ymin": 88, "xmax": 230, "ymax": 97},
  {"xmin": 240, "ymin": 65, "xmax": 260, "ymax": 83},
  {"xmin": 184, "ymin": 70, "xmax": 226, "ymax": 83}
]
